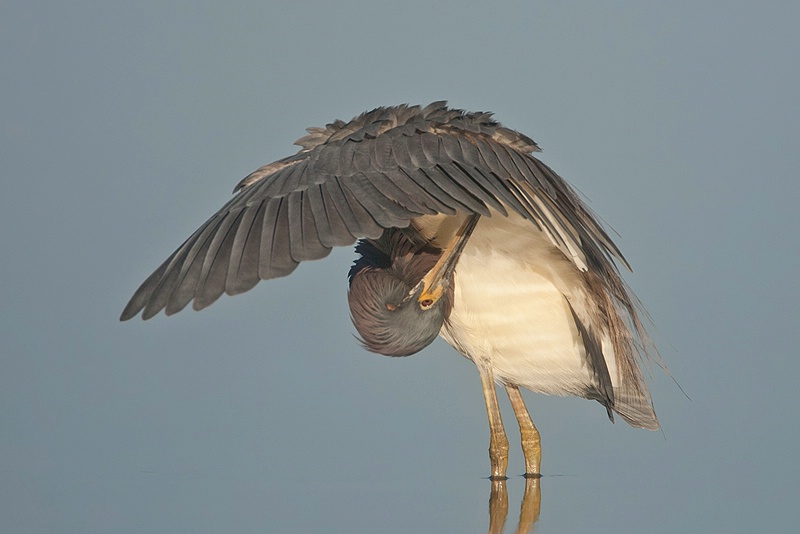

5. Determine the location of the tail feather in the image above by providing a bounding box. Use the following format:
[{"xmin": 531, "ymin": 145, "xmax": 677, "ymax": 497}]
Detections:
[{"xmin": 614, "ymin": 386, "xmax": 659, "ymax": 430}]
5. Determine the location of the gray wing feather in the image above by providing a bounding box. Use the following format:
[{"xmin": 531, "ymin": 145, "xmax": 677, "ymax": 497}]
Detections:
[
  {"xmin": 335, "ymin": 180, "xmax": 384, "ymax": 237},
  {"xmin": 321, "ymin": 179, "xmax": 364, "ymax": 237},
  {"xmin": 122, "ymin": 102, "xmax": 634, "ymax": 321},
  {"xmin": 438, "ymin": 163, "xmax": 507, "ymax": 215},
  {"xmin": 258, "ymin": 198, "xmax": 299, "ymax": 280},
  {"xmin": 315, "ymin": 143, "xmax": 341, "ymax": 175},
  {"xmin": 475, "ymin": 138, "xmax": 513, "ymax": 181},
  {"xmin": 614, "ymin": 385, "xmax": 660, "ymax": 430},
  {"xmin": 361, "ymin": 171, "xmax": 433, "ymax": 215},
  {"xmin": 568, "ymin": 302, "xmax": 615, "ymax": 422},
  {"xmin": 400, "ymin": 168, "xmax": 464, "ymax": 212},
  {"xmin": 316, "ymin": 185, "xmax": 358, "ymax": 246},
  {"xmin": 457, "ymin": 135, "xmax": 482, "ymax": 168},
  {"xmin": 338, "ymin": 141, "xmax": 358, "ymax": 175},
  {"xmin": 300, "ymin": 192, "xmax": 327, "ymax": 260},
  {"xmin": 226, "ymin": 201, "xmax": 265, "ymax": 295},
  {"xmin": 304, "ymin": 186, "xmax": 335, "ymax": 249},
  {"xmin": 344, "ymin": 175, "xmax": 415, "ymax": 228},
  {"xmin": 405, "ymin": 133, "xmax": 430, "ymax": 169},
  {"xmin": 288, "ymin": 192, "xmax": 329, "ymax": 262},
  {"xmin": 163, "ymin": 213, "xmax": 230, "ymax": 315},
  {"xmin": 195, "ymin": 209, "xmax": 245, "ymax": 309},
  {"xmin": 352, "ymin": 142, "xmax": 373, "ymax": 174},
  {"xmin": 423, "ymin": 166, "xmax": 490, "ymax": 215},
  {"xmin": 370, "ymin": 132, "xmax": 396, "ymax": 172},
  {"xmin": 390, "ymin": 134, "xmax": 416, "ymax": 169},
  {"xmin": 467, "ymin": 164, "xmax": 526, "ymax": 217},
  {"xmin": 506, "ymin": 146, "xmax": 554, "ymax": 196},
  {"xmin": 493, "ymin": 144, "xmax": 526, "ymax": 182},
  {"xmin": 420, "ymin": 132, "xmax": 449, "ymax": 165},
  {"xmin": 439, "ymin": 133, "xmax": 463, "ymax": 162}
]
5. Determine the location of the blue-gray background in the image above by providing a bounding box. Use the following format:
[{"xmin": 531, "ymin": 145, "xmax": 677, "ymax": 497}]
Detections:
[{"xmin": 2, "ymin": 2, "xmax": 798, "ymax": 532}]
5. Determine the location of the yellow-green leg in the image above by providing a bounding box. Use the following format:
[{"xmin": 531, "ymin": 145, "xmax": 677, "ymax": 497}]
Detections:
[
  {"xmin": 479, "ymin": 365, "xmax": 509, "ymax": 480},
  {"xmin": 506, "ymin": 385, "xmax": 541, "ymax": 476}
]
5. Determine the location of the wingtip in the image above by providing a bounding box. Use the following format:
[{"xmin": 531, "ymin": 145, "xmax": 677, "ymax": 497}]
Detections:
[
  {"xmin": 120, "ymin": 303, "xmax": 144, "ymax": 322},
  {"xmin": 119, "ymin": 300, "xmax": 138, "ymax": 321}
]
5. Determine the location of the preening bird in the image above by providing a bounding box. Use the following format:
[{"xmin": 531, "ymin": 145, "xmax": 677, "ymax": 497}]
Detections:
[{"xmin": 121, "ymin": 102, "xmax": 658, "ymax": 478}]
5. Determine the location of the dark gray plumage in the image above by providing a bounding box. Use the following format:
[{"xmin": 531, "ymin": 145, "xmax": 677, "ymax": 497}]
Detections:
[
  {"xmin": 347, "ymin": 230, "xmax": 452, "ymax": 357},
  {"xmin": 121, "ymin": 102, "xmax": 625, "ymax": 321},
  {"xmin": 121, "ymin": 102, "xmax": 659, "ymax": 478}
]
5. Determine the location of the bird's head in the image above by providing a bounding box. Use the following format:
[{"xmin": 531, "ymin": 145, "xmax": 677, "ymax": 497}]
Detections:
[{"xmin": 348, "ymin": 266, "xmax": 453, "ymax": 357}]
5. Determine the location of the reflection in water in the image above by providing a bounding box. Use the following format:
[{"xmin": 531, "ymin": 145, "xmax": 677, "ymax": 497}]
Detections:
[{"xmin": 488, "ymin": 477, "xmax": 541, "ymax": 534}]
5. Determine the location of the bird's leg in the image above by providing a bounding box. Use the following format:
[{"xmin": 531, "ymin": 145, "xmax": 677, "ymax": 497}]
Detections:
[
  {"xmin": 479, "ymin": 365, "xmax": 509, "ymax": 480},
  {"xmin": 506, "ymin": 385, "xmax": 541, "ymax": 477}
]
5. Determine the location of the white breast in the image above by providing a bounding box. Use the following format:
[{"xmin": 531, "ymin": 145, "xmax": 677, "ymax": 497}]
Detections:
[{"xmin": 439, "ymin": 212, "xmax": 616, "ymax": 398}]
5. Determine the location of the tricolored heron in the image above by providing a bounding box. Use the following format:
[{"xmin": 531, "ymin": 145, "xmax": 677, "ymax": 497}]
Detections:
[{"xmin": 121, "ymin": 102, "xmax": 658, "ymax": 478}]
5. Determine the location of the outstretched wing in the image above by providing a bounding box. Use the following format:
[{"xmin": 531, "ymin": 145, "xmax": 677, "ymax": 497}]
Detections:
[{"xmin": 121, "ymin": 101, "xmax": 627, "ymax": 320}]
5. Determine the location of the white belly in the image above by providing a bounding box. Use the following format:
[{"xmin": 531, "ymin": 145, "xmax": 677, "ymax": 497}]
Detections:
[{"xmin": 439, "ymin": 213, "xmax": 605, "ymax": 397}]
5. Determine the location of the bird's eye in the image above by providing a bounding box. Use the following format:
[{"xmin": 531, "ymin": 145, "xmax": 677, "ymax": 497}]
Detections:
[{"xmin": 419, "ymin": 299, "xmax": 434, "ymax": 309}]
